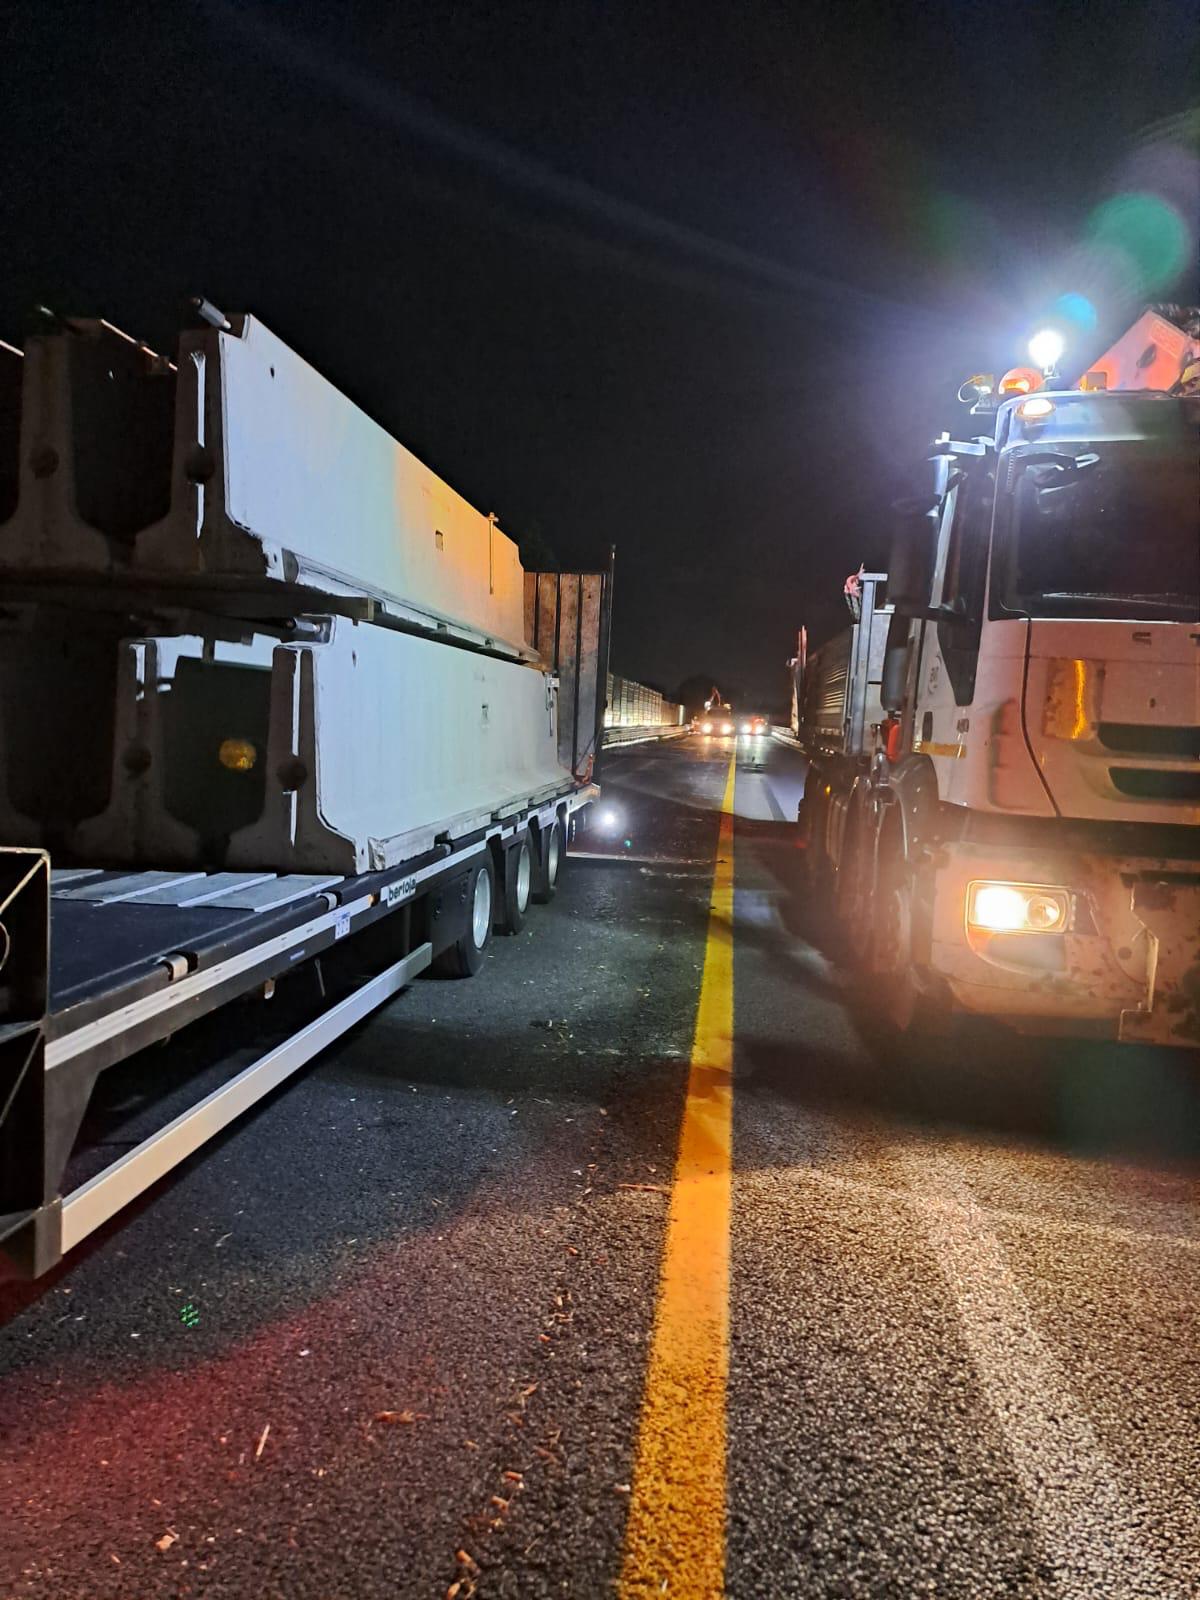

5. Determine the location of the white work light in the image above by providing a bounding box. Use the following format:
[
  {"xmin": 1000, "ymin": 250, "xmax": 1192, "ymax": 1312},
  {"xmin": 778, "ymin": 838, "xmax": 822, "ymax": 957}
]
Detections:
[{"xmin": 1028, "ymin": 328, "xmax": 1064, "ymax": 377}]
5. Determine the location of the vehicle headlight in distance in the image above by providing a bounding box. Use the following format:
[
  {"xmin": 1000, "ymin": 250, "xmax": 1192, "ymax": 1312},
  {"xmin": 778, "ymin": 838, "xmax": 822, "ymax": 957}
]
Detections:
[
  {"xmin": 741, "ymin": 722, "xmax": 752, "ymax": 734},
  {"xmin": 966, "ymin": 881, "xmax": 1070, "ymax": 933},
  {"xmin": 722, "ymin": 721, "xmax": 733, "ymax": 734},
  {"xmin": 702, "ymin": 721, "xmax": 713, "ymax": 733}
]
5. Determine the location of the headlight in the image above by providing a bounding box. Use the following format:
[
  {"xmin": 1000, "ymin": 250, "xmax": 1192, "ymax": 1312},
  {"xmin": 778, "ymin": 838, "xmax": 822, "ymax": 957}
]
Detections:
[
  {"xmin": 702, "ymin": 721, "xmax": 713, "ymax": 733},
  {"xmin": 741, "ymin": 722, "xmax": 752, "ymax": 734},
  {"xmin": 966, "ymin": 881, "xmax": 1070, "ymax": 933},
  {"xmin": 722, "ymin": 721, "xmax": 733, "ymax": 734}
]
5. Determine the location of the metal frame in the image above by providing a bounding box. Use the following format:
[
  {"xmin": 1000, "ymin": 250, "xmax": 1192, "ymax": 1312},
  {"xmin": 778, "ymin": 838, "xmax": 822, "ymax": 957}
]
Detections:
[
  {"xmin": 524, "ymin": 557, "xmax": 614, "ymax": 784},
  {"xmin": 845, "ymin": 572, "xmax": 889, "ymax": 756},
  {"xmin": 0, "ymin": 785, "xmax": 596, "ymax": 1277},
  {"xmin": 60, "ymin": 941, "xmax": 432, "ymax": 1254}
]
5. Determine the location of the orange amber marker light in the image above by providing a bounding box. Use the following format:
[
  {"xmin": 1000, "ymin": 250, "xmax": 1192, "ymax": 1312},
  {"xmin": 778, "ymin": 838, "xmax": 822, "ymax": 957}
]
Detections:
[
  {"xmin": 218, "ymin": 737, "xmax": 257, "ymax": 772},
  {"xmin": 998, "ymin": 366, "xmax": 1043, "ymax": 396}
]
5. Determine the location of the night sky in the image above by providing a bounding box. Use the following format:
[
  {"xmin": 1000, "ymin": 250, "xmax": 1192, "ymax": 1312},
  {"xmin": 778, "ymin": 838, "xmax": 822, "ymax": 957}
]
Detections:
[{"xmin": 4, "ymin": 1, "xmax": 1197, "ymax": 706}]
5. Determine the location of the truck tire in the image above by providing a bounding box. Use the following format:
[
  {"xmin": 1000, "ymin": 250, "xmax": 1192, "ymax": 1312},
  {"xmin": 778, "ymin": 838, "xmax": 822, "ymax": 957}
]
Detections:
[
  {"xmin": 432, "ymin": 856, "xmax": 495, "ymax": 977},
  {"xmin": 796, "ymin": 781, "xmax": 828, "ymax": 896},
  {"xmin": 531, "ymin": 817, "xmax": 565, "ymax": 904},
  {"xmin": 868, "ymin": 841, "xmax": 953, "ymax": 1036},
  {"xmin": 498, "ymin": 832, "xmax": 534, "ymax": 934}
]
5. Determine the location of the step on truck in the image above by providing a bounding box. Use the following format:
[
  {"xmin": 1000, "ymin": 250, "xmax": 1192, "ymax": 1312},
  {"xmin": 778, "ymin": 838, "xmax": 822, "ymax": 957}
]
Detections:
[
  {"xmin": 793, "ymin": 306, "xmax": 1200, "ymax": 1047},
  {"xmin": 0, "ymin": 301, "xmax": 612, "ymax": 1275}
]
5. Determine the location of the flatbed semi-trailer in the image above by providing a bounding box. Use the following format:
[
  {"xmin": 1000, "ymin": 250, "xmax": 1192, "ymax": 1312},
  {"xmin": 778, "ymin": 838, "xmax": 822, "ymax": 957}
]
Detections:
[{"xmin": 0, "ymin": 302, "xmax": 614, "ymax": 1276}]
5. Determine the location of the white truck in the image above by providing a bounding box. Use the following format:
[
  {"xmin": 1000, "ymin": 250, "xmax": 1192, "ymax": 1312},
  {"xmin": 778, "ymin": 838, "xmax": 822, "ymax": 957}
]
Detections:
[
  {"xmin": 0, "ymin": 301, "xmax": 611, "ymax": 1275},
  {"xmin": 794, "ymin": 305, "xmax": 1199, "ymax": 1047}
]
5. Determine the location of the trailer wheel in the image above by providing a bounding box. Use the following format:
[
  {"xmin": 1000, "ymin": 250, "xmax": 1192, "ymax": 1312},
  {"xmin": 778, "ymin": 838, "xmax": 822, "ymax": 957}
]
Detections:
[
  {"xmin": 498, "ymin": 832, "xmax": 533, "ymax": 934},
  {"xmin": 531, "ymin": 817, "xmax": 565, "ymax": 904},
  {"xmin": 433, "ymin": 856, "xmax": 495, "ymax": 977}
]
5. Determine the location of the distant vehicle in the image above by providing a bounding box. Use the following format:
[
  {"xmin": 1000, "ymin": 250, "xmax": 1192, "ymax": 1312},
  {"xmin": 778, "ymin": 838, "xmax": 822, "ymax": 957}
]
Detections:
[
  {"xmin": 697, "ymin": 685, "xmax": 735, "ymax": 735},
  {"xmin": 738, "ymin": 713, "xmax": 769, "ymax": 736}
]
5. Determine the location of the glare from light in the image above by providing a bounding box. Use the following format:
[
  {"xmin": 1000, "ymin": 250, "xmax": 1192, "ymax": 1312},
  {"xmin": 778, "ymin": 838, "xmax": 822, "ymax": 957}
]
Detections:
[
  {"xmin": 968, "ymin": 882, "xmax": 1068, "ymax": 933},
  {"xmin": 599, "ymin": 805, "xmax": 621, "ymax": 832},
  {"xmin": 702, "ymin": 721, "xmax": 713, "ymax": 734},
  {"xmin": 1054, "ymin": 291, "xmax": 1097, "ymax": 332},
  {"xmin": 1028, "ymin": 328, "xmax": 1064, "ymax": 373},
  {"xmin": 218, "ymin": 737, "xmax": 257, "ymax": 772},
  {"xmin": 998, "ymin": 367, "xmax": 1040, "ymax": 396},
  {"xmin": 970, "ymin": 885, "xmax": 1029, "ymax": 931},
  {"xmin": 741, "ymin": 722, "xmax": 752, "ymax": 734},
  {"xmin": 721, "ymin": 721, "xmax": 733, "ymax": 734},
  {"xmin": 1018, "ymin": 396, "xmax": 1055, "ymax": 420}
]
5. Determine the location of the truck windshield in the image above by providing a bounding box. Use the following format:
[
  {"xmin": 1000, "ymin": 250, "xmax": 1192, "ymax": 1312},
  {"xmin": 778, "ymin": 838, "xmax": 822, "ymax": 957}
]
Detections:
[{"xmin": 992, "ymin": 432, "xmax": 1200, "ymax": 622}]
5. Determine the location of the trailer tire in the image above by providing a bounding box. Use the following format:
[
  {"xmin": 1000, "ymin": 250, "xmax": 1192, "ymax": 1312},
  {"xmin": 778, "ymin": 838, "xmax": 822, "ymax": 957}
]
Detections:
[
  {"xmin": 433, "ymin": 856, "xmax": 495, "ymax": 977},
  {"xmin": 532, "ymin": 817, "xmax": 565, "ymax": 904},
  {"xmin": 498, "ymin": 833, "xmax": 534, "ymax": 934}
]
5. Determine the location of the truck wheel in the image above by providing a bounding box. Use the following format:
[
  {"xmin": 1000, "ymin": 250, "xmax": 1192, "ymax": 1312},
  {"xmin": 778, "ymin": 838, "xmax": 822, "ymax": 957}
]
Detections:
[
  {"xmin": 531, "ymin": 817, "xmax": 565, "ymax": 904},
  {"xmin": 796, "ymin": 782, "xmax": 828, "ymax": 895},
  {"xmin": 433, "ymin": 856, "xmax": 495, "ymax": 977},
  {"xmin": 498, "ymin": 833, "xmax": 533, "ymax": 934},
  {"xmin": 870, "ymin": 848, "xmax": 952, "ymax": 1035}
]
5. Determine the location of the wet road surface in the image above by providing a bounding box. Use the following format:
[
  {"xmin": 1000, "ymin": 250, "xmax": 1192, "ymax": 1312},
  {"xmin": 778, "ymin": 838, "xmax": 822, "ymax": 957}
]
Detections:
[{"xmin": 2, "ymin": 732, "xmax": 1198, "ymax": 1598}]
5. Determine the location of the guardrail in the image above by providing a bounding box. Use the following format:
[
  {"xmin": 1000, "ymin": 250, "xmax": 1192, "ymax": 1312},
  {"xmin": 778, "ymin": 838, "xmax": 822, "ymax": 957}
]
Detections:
[{"xmin": 602, "ymin": 724, "xmax": 690, "ymax": 749}]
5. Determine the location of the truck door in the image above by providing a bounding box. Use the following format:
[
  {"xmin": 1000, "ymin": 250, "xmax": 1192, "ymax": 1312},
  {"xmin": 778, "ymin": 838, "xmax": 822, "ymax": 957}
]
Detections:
[{"xmin": 913, "ymin": 464, "xmax": 991, "ymax": 799}]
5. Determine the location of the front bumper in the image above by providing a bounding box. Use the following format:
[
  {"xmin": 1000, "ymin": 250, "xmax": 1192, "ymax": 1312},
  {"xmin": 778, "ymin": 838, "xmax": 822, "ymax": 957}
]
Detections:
[{"xmin": 928, "ymin": 840, "xmax": 1200, "ymax": 1047}]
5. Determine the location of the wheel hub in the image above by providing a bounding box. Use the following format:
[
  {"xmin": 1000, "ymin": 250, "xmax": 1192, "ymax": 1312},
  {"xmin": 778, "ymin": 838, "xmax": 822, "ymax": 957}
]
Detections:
[{"xmin": 472, "ymin": 868, "xmax": 493, "ymax": 948}]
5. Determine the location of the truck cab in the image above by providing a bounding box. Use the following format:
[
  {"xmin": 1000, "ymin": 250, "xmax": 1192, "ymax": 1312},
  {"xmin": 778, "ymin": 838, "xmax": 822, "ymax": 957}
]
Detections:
[{"xmin": 798, "ymin": 308, "xmax": 1200, "ymax": 1046}]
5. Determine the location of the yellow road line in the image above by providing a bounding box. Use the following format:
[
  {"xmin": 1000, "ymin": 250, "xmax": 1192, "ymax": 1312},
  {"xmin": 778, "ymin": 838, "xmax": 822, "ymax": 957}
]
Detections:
[{"xmin": 620, "ymin": 751, "xmax": 736, "ymax": 1599}]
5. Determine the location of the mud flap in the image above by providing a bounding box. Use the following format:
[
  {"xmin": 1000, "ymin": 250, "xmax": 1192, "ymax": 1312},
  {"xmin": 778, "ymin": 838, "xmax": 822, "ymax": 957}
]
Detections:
[{"xmin": 1118, "ymin": 877, "xmax": 1200, "ymax": 1047}]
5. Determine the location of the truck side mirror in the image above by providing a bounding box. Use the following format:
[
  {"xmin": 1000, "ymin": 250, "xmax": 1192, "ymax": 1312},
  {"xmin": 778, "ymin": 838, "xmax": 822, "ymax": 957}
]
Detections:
[{"xmin": 886, "ymin": 496, "xmax": 939, "ymax": 617}]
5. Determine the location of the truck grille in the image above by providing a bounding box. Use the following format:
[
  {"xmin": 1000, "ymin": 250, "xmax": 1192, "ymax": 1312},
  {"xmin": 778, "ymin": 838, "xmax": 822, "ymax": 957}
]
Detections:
[
  {"xmin": 1110, "ymin": 768, "xmax": 1200, "ymax": 801},
  {"xmin": 1099, "ymin": 723, "xmax": 1200, "ymax": 758}
]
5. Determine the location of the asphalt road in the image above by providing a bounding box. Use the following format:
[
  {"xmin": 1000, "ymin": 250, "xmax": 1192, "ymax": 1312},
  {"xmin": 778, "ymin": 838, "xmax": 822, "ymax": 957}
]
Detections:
[{"xmin": 2, "ymin": 732, "xmax": 1199, "ymax": 1599}]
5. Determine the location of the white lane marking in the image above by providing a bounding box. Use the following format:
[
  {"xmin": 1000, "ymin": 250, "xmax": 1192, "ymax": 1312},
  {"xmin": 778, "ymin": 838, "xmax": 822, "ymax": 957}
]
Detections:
[
  {"xmin": 789, "ymin": 1165, "xmax": 1200, "ymax": 1256},
  {"xmin": 893, "ymin": 1144, "xmax": 1179, "ymax": 1600}
]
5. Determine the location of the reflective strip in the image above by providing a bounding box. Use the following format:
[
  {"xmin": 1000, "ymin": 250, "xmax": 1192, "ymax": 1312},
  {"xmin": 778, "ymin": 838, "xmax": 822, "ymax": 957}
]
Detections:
[{"xmin": 914, "ymin": 738, "xmax": 967, "ymax": 759}]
